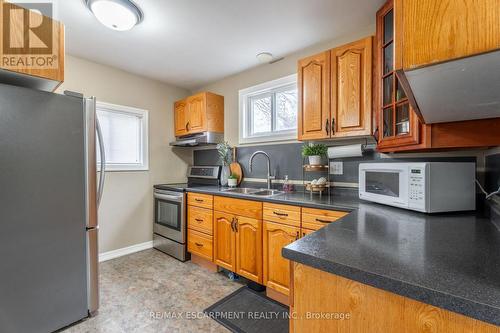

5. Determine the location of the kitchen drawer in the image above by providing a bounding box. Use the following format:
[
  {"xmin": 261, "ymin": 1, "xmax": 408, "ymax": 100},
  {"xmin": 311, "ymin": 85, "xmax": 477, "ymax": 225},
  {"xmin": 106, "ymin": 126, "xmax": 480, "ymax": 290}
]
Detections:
[
  {"xmin": 187, "ymin": 229, "xmax": 213, "ymax": 261},
  {"xmin": 214, "ymin": 196, "xmax": 262, "ymax": 219},
  {"xmin": 263, "ymin": 203, "xmax": 301, "ymax": 227},
  {"xmin": 188, "ymin": 193, "xmax": 213, "ymax": 209},
  {"xmin": 188, "ymin": 206, "xmax": 213, "ymax": 235},
  {"xmin": 301, "ymin": 208, "xmax": 349, "ymax": 230}
]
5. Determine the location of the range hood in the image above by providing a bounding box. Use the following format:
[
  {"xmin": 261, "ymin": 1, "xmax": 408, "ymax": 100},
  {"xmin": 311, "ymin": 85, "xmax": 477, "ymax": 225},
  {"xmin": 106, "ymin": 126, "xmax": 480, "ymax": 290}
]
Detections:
[
  {"xmin": 170, "ymin": 132, "xmax": 224, "ymax": 147},
  {"xmin": 398, "ymin": 49, "xmax": 500, "ymax": 124}
]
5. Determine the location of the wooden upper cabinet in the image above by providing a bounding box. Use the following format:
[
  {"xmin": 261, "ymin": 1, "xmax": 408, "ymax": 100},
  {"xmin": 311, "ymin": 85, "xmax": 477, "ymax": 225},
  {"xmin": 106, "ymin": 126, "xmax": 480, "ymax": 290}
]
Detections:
[
  {"xmin": 173, "ymin": 92, "xmax": 224, "ymax": 137},
  {"xmin": 331, "ymin": 37, "xmax": 373, "ymax": 137},
  {"xmin": 298, "ymin": 51, "xmax": 331, "ymax": 141},
  {"xmin": 0, "ymin": 0, "xmax": 65, "ymax": 91},
  {"xmin": 235, "ymin": 216, "xmax": 262, "ymax": 283},
  {"xmin": 186, "ymin": 93, "xmax": 207, "ymax": 134},
  {"xmin": 263, "ymin": 221, "xmax": 299, "ymax": 296},
  {"xmin": 375, "ymin": 0, "xmax": 500, "ymax": 152},
  {"xmin": 375, "ymin": 0, "xmax": 429, "ymax": 152},
  {"xmin": 174, "ymin": 100, "xmax": 188, "ymax": 137},
  {"xmin": 398, "ymin": 0, "xmax": 500, "ymax": 70}
]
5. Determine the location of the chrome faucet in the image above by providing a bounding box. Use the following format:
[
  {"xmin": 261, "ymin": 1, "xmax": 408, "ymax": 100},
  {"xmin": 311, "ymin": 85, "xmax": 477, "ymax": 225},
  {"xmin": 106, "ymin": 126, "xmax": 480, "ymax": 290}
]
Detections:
[{"xmin": 248, "ymin": 151, "xmax": 275, "ymax": 189}]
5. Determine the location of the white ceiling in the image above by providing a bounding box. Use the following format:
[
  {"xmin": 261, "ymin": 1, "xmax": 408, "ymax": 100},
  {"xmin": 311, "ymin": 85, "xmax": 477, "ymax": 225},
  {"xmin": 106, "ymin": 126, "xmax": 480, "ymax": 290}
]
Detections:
[{"xmin": 56, "ymin": 0, "xmax": 383, "ymax": 89}]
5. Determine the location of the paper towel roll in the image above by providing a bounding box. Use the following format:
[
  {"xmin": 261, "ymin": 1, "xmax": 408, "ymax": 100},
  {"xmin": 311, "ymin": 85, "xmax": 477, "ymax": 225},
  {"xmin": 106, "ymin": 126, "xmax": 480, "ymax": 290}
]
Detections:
[{"xmin": 327, "ymin": 144, "xmax": 364, "ymax": 159}]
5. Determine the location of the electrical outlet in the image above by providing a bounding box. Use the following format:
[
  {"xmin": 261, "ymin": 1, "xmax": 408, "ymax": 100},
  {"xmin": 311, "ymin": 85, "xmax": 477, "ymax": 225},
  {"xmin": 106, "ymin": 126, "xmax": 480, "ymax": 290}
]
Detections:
[{"xmin": 330, "ymin": 161, "xmax": 343, "ymax": 175}]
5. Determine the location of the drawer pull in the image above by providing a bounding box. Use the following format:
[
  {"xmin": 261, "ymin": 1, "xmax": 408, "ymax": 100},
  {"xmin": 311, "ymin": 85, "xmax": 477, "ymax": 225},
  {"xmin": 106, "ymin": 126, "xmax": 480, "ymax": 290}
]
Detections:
[
  {"xmin": 194, "ymin": 242, "xmax": 204, "ymax": 247},
  {"xmin": 195, "ymin": 218, "xmax": 204, "ymax": 223},
  {"xmin": 316, "ymin": 218, "xmax": 334, "ymax": 223},
  {"xmin": 195, "ymin": 198, "xmax": 204, "ymax": 202},
  {"xmin": 273, "ymin": 211, "xmax": 288, "ymax": 217}
]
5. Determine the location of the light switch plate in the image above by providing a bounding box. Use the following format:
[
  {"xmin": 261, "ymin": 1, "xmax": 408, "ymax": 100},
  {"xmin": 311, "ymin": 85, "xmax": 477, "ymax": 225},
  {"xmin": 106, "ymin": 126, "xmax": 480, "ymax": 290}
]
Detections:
[{"xmin": 330, "ymin": 161, "xmax": 343, "ymax": 175}]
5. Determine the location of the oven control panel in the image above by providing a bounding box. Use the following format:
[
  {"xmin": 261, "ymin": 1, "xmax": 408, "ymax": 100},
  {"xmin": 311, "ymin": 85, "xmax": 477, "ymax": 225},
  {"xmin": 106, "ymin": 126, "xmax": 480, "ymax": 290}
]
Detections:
[{"xmin": 187, "ymin": 166, "xmax": 220, "ymax": 179}]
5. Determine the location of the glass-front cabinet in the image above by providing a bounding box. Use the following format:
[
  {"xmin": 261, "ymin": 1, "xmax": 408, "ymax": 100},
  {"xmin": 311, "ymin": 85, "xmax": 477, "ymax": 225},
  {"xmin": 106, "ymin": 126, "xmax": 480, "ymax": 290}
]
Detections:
[{"xmin": 376, "ymin": 0, "xmax": 427, "ymax": 151}]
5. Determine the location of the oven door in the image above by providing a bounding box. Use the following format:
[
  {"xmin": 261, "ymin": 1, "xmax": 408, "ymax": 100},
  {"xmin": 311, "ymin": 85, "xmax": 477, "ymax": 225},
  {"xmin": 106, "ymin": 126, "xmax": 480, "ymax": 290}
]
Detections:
[
  {"xmin": 359, "ymin": 164, "xmax": 409, "ymax": 209},
  {"xmin": 154, "ymin": 190, "xmax": 186, "ymax": 243}
]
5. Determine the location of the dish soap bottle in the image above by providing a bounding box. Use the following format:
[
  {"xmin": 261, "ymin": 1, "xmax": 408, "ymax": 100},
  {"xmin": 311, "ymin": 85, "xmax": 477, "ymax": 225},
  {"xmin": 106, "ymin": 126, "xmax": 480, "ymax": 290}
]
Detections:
[{"xmin": 282, "ymin": 175, "xmax": 292, "ymax": 193}]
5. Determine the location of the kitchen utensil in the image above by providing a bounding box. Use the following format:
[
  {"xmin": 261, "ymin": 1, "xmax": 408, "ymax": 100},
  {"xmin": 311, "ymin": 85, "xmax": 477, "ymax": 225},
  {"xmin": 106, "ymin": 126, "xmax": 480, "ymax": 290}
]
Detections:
[{"xmin": 229, "ymin": 147, "xmax": 243, "ymax": 185}]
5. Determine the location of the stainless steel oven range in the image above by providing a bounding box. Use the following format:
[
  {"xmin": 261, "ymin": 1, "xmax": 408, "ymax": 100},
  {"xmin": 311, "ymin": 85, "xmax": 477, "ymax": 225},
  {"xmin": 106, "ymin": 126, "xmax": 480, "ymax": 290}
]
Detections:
[
  {"xmin": 153, "ymin": 189, "xmax": 187, "ymax": 260},
  {"xmin": 153, "ymin": 166, "xmax": 220, "ymax": 261}
]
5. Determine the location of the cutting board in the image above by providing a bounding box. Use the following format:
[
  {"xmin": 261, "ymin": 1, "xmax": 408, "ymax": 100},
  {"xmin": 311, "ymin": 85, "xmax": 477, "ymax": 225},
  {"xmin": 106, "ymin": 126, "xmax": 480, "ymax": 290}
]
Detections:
[{"xmin": 229, "ymin": 147, "xmax": 243, "ymax": 185}]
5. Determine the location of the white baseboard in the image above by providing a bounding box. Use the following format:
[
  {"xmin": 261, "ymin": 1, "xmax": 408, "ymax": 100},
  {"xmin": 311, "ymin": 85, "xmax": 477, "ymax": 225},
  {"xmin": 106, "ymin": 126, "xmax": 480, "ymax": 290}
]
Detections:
[{"xmin": 99, "ymin": 240, "xmax": 153, "ymax": 262}]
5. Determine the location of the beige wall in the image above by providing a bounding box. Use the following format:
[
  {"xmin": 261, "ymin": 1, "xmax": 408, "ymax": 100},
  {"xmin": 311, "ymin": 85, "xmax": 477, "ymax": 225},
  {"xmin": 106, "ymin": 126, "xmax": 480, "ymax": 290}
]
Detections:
[
  {"xmin": 193, "ymin": 24, "xmax": 375, "ymax": 145},
  {"xmin": 58, "ymin": 55, "xmax": 191, "ymax": 253}
]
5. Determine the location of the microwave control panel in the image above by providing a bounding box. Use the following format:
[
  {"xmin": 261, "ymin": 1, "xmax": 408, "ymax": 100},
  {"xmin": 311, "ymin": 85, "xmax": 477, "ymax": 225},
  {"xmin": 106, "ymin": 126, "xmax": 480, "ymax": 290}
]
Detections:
[{"xmin": 408, "ymin": 167, "xmax": 425, "ymax": 208}]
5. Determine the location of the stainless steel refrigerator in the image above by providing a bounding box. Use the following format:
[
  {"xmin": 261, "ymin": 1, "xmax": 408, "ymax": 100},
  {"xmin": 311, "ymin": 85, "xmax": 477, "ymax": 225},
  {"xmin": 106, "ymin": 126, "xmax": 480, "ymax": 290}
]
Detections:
[{"xmin": 0, "ymin": 83, "xmax": 106, "ymax": 333}]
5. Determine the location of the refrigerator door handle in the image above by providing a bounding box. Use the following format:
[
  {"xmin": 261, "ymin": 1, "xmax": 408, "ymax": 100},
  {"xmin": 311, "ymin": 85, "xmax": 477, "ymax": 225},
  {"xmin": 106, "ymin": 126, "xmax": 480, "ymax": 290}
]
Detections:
[{"xmin": 96, "ymin": 117, "xmax": 106, "ymax": 208}]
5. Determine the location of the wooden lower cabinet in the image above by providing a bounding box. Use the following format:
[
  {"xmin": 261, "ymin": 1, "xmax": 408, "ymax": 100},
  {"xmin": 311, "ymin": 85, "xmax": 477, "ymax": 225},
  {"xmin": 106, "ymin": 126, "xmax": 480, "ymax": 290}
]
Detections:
[
  {"xmin": 214, "ymin": 210, "xmax": 263, "ymax": 283},
  {"xmin": 235, "ymin": 216, "xmax": 262, "ymax": 283},
  {"xmin": 291, "ymin": 263, "xmax": 500, "ymax": 333},
  {"xmin": 214, "ymin": 211, "xmax": 235, "ymax": 271},
  {"xmin": 263, "ymin": 221, "xmax": 300, "ymax": 296}
]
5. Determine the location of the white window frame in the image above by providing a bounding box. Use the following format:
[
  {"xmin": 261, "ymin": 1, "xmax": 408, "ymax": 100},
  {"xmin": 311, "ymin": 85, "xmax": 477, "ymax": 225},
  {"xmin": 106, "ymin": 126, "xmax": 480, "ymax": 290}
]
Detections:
[
  {"xmin": 239, "ymin": 74, "xmax": 298, "ymax": 144},
  {"xmin": 96, "ymin": 101, "xmax": 149, "ymax": 172}
]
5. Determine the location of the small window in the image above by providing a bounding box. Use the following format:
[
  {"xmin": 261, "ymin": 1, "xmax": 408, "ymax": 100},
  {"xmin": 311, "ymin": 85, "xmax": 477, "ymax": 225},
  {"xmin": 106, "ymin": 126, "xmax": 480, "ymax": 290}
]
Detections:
[
  {"xmin": 96, "ymin": 102, "xmax": 149, "ymax": 171},
  {"xmin": 239, "ymin": 74, "xmax": 297, "ymax": 144}
]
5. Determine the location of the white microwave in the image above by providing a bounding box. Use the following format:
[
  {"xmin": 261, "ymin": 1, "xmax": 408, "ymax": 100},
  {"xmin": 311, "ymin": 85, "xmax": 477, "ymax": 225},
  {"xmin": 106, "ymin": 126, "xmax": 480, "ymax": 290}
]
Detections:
[{"xmin": 359, "ymin": 162, "xmax": 476, "ymax": 213}]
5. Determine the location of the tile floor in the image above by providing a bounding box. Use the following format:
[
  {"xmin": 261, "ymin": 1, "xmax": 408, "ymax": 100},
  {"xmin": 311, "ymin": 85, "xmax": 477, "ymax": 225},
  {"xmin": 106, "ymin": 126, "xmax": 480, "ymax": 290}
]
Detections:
[{"xmin": 63, "ymin": 249, "xmax": 242, "ymax": 333}]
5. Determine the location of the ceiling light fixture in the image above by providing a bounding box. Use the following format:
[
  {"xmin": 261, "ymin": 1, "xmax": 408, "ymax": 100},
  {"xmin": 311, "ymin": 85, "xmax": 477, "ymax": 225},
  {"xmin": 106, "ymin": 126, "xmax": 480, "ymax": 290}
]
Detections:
[
  {"xmin": 85, "ymin": 0, "xmax": 143, "ymax": 31},
  {"xmin": 256, "ymin": 52, "xmax": 273, "ymax": 64}
]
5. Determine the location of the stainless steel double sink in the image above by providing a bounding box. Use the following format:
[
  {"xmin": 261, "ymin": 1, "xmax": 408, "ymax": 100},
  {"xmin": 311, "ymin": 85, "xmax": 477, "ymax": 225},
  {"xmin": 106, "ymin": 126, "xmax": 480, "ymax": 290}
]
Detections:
[{"xmin": 221, "ymin": 187, "xmax": 284, "ymax": 198}]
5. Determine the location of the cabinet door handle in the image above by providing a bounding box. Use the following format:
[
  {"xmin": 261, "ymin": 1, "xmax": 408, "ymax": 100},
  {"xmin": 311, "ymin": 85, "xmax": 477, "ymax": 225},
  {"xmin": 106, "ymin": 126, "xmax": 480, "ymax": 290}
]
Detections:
[
  {"xmin": 331, "ymin": 118, "xmax": 335, "ymax": 135},
  {"xmin": 195, "ymin": 218, "xmax": 203, "ymax": 223},
  {"xmin": 186, "ymin": 121, "xmax": 190, "ymax": 132},
  {"xmin": 295, "ymin": 231, "xmax": 299, "ymax": 240},
  {"xmin": 195, "ymin": 242, "xmax": 204, "ymax": 247},
  {"xmin": 316, "ymin": 218, "xmax": 334, "ymax": 223},
  {"xmin": 234, "ymin": 218, "xmax": 239, "ymax": 232},
  {"xmin": 273, "ymin": 211, "xmax": 288, "ymax": 217},
  {"xmin": 325, "ymin": 119, "xmax": 330, "ymax": 135},
  {"xmin": 230, "ymin": 218, "xmax": 235, "ymax": 232}
]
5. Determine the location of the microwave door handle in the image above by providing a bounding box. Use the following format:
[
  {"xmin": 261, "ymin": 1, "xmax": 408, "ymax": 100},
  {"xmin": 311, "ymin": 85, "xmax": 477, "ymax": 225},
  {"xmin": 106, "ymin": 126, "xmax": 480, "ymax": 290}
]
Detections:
[
  {"xmin": 363, "ymin": 169, "xmax": 403, "ymax": 173},
  {"xmin": 96, "ymin": 116, "xmax": 106, "ymax": 208}
]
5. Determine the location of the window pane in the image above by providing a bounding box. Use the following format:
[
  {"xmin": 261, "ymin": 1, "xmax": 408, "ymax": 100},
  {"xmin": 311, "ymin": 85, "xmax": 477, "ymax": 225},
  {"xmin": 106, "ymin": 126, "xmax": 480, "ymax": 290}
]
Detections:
[
  {"xmin": 383, "ymin": 75, "xmax": 393, "ymax": 106},
  {"xmin": 97, "ymin": 110, "xmax": 142, "ymax": 164},
  {"xmin": 383, "ymin": 107, "xmax": 393, "ymax": 137},
  {"xmin": 275, "ymin": 89, "xmax": 297, "ymax": 131},
  {"xmin": 396, "ymin": 78, "xmax": 406, "ymax": 101},
  {"xmin": 250, "ymin": 95, "xmax": 271, "ymax": 134},
  {"xmin": 383, "ymin": 43, "xmax": 393, "ymax": 74},
  {"xmin": 384, "ymin": 10, "xmax": 393, "ymax": 44},
  {"xmin": 396, "ymin": 103, "xmax": 410, "ymax": 135}
]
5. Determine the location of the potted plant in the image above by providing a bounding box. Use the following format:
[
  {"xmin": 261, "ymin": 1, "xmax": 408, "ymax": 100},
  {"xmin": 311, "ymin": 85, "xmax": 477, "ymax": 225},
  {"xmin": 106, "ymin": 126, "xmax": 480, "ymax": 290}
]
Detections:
[
  {"xmin": 216, "ymin": 141, "xmax": 232, "ymax": 186},
  {"xmin": 302, "ymin": 143, "xmax": 327, "ymax": 165},
  {"xmin": 227, "ymin": 174, "xmax": 238, "ymax": 188}
]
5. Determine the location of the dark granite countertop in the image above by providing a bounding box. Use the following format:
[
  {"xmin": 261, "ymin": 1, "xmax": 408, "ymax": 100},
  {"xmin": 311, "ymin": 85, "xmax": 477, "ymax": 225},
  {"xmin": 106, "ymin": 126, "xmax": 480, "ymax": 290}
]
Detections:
[{"xmin": 181, "ymin": 185, "xmax": 500, "ymax": 326}]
